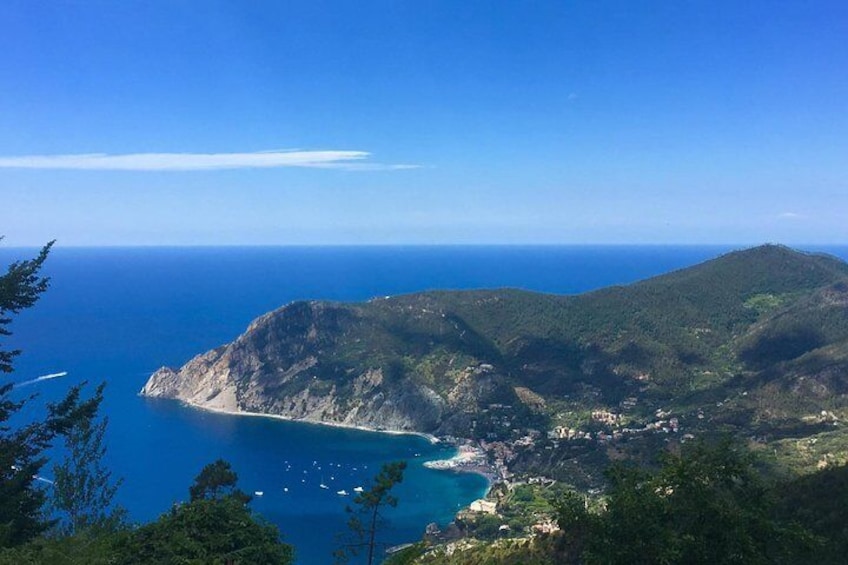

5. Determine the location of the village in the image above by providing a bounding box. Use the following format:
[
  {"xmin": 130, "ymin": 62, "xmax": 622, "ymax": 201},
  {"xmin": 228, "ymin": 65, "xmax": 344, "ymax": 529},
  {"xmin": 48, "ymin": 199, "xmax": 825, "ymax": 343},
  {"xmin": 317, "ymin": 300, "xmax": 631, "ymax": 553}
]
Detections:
[{"xmin": 420, "ymin": 397, "xmax": 701, "ymax": 545}]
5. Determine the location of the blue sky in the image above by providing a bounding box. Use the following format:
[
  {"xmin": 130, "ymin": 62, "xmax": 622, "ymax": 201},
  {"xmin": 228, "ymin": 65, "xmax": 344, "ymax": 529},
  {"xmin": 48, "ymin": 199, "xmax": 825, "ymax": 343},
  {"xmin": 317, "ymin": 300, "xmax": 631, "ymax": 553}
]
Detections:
[{"xmin": 2, "ymin": 1, "xmax": 846, "ymax": 245}]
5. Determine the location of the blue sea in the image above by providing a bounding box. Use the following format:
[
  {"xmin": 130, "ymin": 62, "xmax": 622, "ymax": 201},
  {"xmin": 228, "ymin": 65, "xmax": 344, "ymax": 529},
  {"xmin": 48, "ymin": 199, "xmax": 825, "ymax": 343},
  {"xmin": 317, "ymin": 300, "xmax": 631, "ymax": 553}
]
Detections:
[{"xmin": 3, "ymin": 245, "xmax": 846, "ymax": 563}]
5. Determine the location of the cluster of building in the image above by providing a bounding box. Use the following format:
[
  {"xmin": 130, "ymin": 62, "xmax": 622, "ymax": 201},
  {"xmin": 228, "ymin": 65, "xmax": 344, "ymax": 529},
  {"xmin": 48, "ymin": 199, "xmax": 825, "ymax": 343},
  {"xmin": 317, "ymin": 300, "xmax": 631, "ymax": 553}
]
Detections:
[{"xmin": 547, "ymin": 408, "xmax": 685, "ymax": 445}]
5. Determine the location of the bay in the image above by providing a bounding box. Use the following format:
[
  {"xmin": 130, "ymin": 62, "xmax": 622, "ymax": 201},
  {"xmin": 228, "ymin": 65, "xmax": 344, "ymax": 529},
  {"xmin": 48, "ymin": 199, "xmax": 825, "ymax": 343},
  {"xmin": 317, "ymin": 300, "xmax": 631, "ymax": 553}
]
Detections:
[{"xmin": 3, "ymin": 245, "xmax": 846, "ymax": 563}]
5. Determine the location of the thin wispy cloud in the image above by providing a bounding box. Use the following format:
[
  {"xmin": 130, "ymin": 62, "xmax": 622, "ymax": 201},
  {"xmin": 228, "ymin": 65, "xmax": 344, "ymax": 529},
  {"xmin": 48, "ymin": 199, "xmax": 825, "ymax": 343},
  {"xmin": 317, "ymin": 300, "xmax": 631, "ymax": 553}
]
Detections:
[
  {"xmin": 776, "ymin": 212, "xmax": 805, "ymax": 220},
  {"xmin": 0, "ymin": 150, "xmax": 418, "ymax": 171}
]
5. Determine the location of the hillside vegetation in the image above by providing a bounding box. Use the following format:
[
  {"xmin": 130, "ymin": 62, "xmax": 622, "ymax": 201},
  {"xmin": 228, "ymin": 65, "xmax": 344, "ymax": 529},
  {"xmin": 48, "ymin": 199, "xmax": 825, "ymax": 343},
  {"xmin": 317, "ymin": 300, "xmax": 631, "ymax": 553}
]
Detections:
[{"xmin": 145, "ymin": 245, "xmax": 848, "ymax": 479}]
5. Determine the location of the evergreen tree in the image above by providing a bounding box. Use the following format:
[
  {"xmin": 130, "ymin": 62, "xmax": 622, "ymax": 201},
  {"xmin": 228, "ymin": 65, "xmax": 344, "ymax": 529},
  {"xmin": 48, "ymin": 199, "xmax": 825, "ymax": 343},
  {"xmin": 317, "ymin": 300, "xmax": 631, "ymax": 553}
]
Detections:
[
  {"xmin": 189, "ymin": 458, "xmax": 250, "ymax": 504},
  {"xmin": 0, "ymin": 241, "xmax": 52, "ymax": 374},
  {"xmin": 51, "ymin": 382, "xmax": 124, "ymax": 535},
  {"xmin": 336, "ymin": 460, "xmax": 407, "ymax": 565},
  {"xmin": 116, "ymin": 460, "xmax": 294, "ymax": 564},
  {"xmin": 0, "ymin": 241, "xmax": 57, "ymax": 547},
  {"xmin": 0, "ymin": 241, "xmax": 121, "ymax": 546}
]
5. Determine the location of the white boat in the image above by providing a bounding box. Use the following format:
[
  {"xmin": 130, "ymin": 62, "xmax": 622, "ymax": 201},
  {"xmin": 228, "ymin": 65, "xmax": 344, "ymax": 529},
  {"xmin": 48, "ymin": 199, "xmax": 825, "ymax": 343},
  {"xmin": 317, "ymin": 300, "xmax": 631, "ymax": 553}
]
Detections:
[
  {"xmin": 254, "ymin": 491, "xmax": 264, "ymax": 497},
  {"xmin": 320, "ymin": 483, "xmax": 329, "ymax": 489},
  {"xmin": 337, "ymin": 490, "xmax": 349, "ymax": 496},
  {"xmin": 353, "ymin": 486, "xmax": 364, "ymax": 493}
]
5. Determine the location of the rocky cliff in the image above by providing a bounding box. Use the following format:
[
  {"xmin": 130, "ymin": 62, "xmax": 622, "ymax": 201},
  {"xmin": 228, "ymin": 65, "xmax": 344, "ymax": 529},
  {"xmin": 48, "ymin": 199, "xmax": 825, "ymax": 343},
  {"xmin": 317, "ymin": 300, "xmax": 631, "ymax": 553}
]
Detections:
[{"xmin": 141, "ymin": 300, "xmax": 512, "ymax": 434}]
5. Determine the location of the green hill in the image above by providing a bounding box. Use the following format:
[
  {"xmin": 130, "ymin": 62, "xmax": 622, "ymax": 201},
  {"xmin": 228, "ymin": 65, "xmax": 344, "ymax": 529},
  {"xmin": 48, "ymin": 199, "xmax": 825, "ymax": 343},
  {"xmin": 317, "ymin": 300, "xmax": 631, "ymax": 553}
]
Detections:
[{"xmin": 143, "ymin": 245, "xmax": 848, "ymax": 478}]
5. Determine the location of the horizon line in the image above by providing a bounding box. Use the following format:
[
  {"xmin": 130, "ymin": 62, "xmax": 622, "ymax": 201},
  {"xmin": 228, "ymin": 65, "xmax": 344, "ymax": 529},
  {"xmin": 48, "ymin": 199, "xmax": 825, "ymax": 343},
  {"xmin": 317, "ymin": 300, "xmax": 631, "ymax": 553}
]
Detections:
[{"xmin": 3, "ymin": 242, "xmax": 847, "ymax": 250}]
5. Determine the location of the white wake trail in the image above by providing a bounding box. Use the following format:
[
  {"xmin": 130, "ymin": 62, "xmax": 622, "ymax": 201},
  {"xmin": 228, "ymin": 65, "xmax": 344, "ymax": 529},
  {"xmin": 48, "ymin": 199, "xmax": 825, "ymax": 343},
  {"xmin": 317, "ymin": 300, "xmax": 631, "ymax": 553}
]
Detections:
[
  {"xmin": 14, "ymin": 371, "xmax": 68, "ymax": 388},
  {"xmin": 10, "ymin": 466, "xmax": 55, "ymax": 485}
]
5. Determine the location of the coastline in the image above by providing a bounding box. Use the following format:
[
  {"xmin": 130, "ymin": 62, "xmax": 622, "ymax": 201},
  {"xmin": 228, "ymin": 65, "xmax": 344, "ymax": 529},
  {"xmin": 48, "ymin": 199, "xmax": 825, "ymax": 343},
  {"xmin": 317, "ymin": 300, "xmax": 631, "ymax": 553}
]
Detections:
[
  {"xmin": 142, "ymin": 394, "xmax": 495, "ymax": 497},
  {"xmin": 160, "ymin": 396, "xmax": 441, "ymax": 444}
]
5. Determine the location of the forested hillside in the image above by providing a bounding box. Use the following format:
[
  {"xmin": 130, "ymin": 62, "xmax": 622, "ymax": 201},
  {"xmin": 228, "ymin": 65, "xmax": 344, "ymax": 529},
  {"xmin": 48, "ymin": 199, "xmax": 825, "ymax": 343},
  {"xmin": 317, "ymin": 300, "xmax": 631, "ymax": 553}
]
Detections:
[{"xmin": 145, "ymin": 245, "xmax": 848, "ymax": 478}]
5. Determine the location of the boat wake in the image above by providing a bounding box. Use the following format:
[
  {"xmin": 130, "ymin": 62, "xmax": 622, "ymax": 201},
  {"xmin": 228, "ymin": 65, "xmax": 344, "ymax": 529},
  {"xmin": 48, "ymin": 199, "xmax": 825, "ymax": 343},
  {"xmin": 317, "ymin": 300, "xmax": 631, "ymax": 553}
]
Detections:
[
  {"xmin": 15, "ymin": 371, "xmax": 68, "ymax": 388},
  {"xmin": 10, "ymin": 465, "xmax": 55, "ymax": 485}
]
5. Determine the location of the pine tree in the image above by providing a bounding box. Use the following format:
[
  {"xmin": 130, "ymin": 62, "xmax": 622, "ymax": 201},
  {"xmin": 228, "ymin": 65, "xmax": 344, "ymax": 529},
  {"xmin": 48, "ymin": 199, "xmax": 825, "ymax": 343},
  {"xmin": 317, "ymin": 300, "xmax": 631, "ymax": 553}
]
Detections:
[
  {"xmin": 336, "ymin": 460, "xmax": 407, "ymax": 565},
  {"xmin": 189, "ymin": 458, "xmax": 251, "ymax": 504},
  {"xmin": 51, "ymin": 382, "xmax": 124, "ymax": 534},
  {"xmin": 115, "ymin": 460, "xmax": 294, "ymax": 564},
  {"xmin": 0, "ymin": 241, "xmax": 52, "ymax": 374},
  {"xmin": 0, "ymin": 241, "xmax": 57, "ymax": 546},
  {"xmin": 0, "ymin": 241, "xmax": 122, "ymax": 546}
]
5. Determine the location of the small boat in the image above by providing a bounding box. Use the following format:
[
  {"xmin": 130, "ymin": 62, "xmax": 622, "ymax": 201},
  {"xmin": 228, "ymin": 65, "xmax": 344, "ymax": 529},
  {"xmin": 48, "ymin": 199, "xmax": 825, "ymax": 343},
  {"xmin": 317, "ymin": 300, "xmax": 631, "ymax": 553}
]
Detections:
[
  {"xmin": 337, "ymin": 490, "xmax": 349, "ymax": 496},
  {"xmin": 254, "ymin": 491, "xmax": 264, "ymax": 497},
  {"xmin": 353, "ymin": 486, "xmax": 364, "ymax": 493},
  {"xmin": 283, "ymin": 487, "xmax": 289, "ymax": 492},
  {"xmin": 320, "ymin": 483, "xmax": 329, "ymax": 489}
]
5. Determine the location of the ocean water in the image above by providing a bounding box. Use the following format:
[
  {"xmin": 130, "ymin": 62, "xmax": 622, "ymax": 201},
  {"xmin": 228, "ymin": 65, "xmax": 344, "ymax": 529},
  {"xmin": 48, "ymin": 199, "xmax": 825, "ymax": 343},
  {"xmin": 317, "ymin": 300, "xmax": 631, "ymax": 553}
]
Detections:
[{"xmin": 3, "ymin": 245, "xmax": 846, "ymax": 563}]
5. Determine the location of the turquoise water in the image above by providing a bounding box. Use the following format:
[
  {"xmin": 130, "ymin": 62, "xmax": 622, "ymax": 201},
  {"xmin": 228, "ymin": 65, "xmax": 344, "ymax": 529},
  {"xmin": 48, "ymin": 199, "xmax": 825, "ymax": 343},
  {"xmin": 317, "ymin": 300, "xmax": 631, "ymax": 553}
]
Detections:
[{"xmin": 4, "ymin": 245, "xmax": 846, "ymax": 563}]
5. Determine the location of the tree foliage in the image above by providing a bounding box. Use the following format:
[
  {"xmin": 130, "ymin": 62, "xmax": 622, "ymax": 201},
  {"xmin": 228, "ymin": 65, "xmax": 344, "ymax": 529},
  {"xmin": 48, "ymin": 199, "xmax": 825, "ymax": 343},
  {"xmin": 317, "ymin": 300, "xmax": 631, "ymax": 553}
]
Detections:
[
  {"xmin": 0, "ymin": 241, "xmax": 53, "ymax": 374},
  {"xmin": 1, "ymin": 241, "xmax": 125, "ymax": 547},
  {"xmin": 189, "ymin": 458, "xmax": 250, "ymax": 504},
  {"xmin": 52, "ymin": 382, "xmax": 124, "ymax": 535},
  {"xmin": 336, "ymin": 460, "xmax": 407, "ymax": 565},
  {"xmin": 775, "ymin": 462, "xmax": 848, "ymax": 564},
  {"xmin": 558, "ymin": 439, "xmax": 817, "ymax": 565},
  {"xmin": 116, "ymin": 460, "xmax": 293, "ymax": 564},
  {"xmin": 0, "ymin": 241, "xmax": 62, "ymax": 547}
]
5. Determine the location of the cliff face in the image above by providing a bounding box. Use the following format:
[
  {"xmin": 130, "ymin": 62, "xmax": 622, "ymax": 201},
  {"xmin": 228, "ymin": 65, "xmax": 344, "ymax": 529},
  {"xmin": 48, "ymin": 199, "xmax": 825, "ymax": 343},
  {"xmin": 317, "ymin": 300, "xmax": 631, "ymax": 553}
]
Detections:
[
  {"xmin": 141, "ymin": 300, "xmax": 509, "ymax": 434},
  {"xmin": 142, "ymin": 347, "xmax": 236, "ymax": 410},
  {"xmin": 142, "ymin": 245, "xmax": 848, "ymax": 442}
]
